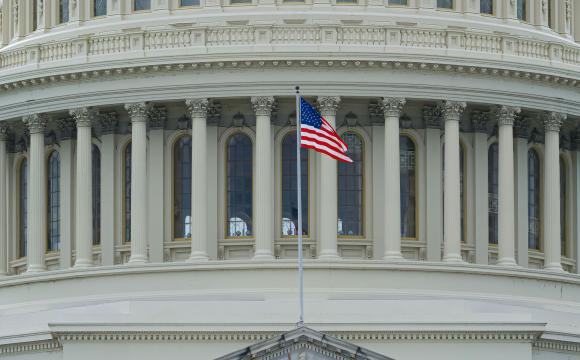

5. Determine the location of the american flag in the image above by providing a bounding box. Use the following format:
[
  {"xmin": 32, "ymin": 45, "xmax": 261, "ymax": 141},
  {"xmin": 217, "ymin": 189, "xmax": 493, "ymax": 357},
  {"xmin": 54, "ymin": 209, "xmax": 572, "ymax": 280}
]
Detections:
[{"xmin": 299, "ymin": 97, "xmax": 353, "ymax": 163}]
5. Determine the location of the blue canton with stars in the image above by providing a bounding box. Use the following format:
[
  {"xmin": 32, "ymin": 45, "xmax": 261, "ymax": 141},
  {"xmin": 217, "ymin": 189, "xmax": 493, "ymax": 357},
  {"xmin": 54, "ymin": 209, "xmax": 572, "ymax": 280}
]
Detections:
[{"xmin": 300, "ymin": 98, "xmax": 324, "ymax": 129}]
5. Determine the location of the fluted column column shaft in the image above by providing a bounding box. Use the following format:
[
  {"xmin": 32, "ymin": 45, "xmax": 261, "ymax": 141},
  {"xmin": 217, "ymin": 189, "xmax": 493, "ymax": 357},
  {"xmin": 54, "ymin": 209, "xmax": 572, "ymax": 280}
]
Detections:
[
  {"xmin": 317, "ymin": 96, "xmax": 341, "ymax": 260},
  {"xmin": 496, "ymin": 106, "xmax": 521, "ymax": 267},
  {"xmin": 125, "ymin": 103, "xmax": 149, "ymax": 264},
  {"xmin": 442, "ymin": 101, "xmax": 466, "ymax": 264},
  {"xmin": 24, "ymin": 114, "xmax": 48, "ymax": 272},
  {"xmin": 0, "ymin": 127, "xmax": 8, "ymax": 276},
  {"xmin": 252, "ymin": 97, "xmax": 275, "ymax": 260},
  {"xmin": 382, "ymin": 98, "xmax": 406, "ymax": 261},
  {"xmin": 543, "ymin": 112, "xmax": 566, "ymax": 272},
  {"xmin": 186, "ymin": 99, "xmax": 209, "ymax": 261},
  {"xmin": 70, "ymin": 109, "xmax": 94, "ymax": 268}
]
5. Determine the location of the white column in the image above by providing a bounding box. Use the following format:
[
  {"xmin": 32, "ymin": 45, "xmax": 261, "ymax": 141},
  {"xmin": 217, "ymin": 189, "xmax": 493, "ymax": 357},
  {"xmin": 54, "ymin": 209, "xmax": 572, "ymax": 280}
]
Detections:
[
  {"xmin": 56, "ymin": 118, "xmax": 75, "ymax": 269},
  {"xmin": 543, "ymin": 111, "xmax": 566, "ymax": 272},
  {"xmin": 70, "ymin": 108, "xmax": 95, "ymax": 268},
  {"xmin": 471, "ymin": 112, "xmax": 489, "ymax": 265},
  {"xmin": 251, "ymin": 96, "xmax": 276, "ymax": 260},
  {"xmin": 317, "ymin": 96, "xmax": 341, "ymax": 260},
  {"xmin": 99, "ymin": 113, "xmax": 118, "ymax": 266},
  {"xmin": 424, "ymin": 108, "xmax": 443, "ymax": 262},
  {"xmin": 495, "ymin": 106, "xmax": 521, "ymax": 267},
  {"xmin": 0, "ymin": 125, "xmax": 7, "ymax": 276},
  {"xmin": 442, "ymin": 101, "xmax": 466, "ymax": 264},
  {"xmin": 23, "ymin": 114, "xmax": 48, "ymax": 273},
  {"xmin": 514, "ymin": 118, "xmax": 529, "ymax": 268},
  {"xmin": 147, "ymin": 108, "xmax": 166, "ymax": 263},
  {"xmin": 125, "ymin": 103, "xmax": 149, "ymax": 265},
  {"xmin": 381, "ymin": 98, "xmax": 406, "ymax": 261},
  {"xmin": 186, "ymin": 99, "xmax": 210, "ymax": 261}
]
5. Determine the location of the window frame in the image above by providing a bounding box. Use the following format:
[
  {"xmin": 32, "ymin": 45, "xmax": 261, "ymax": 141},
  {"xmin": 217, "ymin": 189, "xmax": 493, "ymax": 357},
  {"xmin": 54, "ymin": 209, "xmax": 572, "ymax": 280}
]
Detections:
[
  {"xmin": 17, "ymin": 156, "xmax": 28, "ymax": 259},
  {"xmin": 57, "ymin": 0, "xmax": 70, "ymax": 24},
  {"xmin": 133, "ymin": 0, "xmax": 152, "ymax": 12},
  {"xmin": 177, "ymin": 0, "xmax": 202, "ymax": 8},
  {"xmin": 527, "ymin": 146, "xmax": 543, "ymax": 252},
  {"xmin": 46, "ymin": 149, "xmax": 60, "ymax": 253},
  {"xmin": 387, "ymin": 0, "xmax": 408, "ymax": 6},
  {"xmin": 337, "ymin": 130, "xmax": 365, "ymax": 240},
  {"xmin": 516, "ymin": 0, "xmax": 528, "ymax": 22},
  {"xmin": 92, "ymin": 143, "xmax": 101, "ymax": 247},
  {"xmin": 487, "ymin": 141, "xmax": 499, "ymax": 246},
  {"xmin": 559, "ymin": 154, "xmax": 569, "ymax": 258},
  {"xmin": 400, "ymin": 133, "xmax": 418, "ymax": 241},
  {"xmin": 479, "ymin": 0, "xmax": 494, "ymax": 16},
  {"xmin": 436, "ymin": 0, "xmax": 454, "ymax": 10},
  {"xmin": 91, "ymin": 0, "xmax": 108, "ymax": 18},
  {"xmin": 121, "ymin": 140, "xmax": 132, "ymax": 244}
]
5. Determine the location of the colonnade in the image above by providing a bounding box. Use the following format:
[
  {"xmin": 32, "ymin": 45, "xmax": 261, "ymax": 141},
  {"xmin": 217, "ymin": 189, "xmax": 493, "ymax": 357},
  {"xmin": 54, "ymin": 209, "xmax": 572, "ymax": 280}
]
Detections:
[{"xmin": 0, "ymin": 97, "xmax": 571, "ymax": 275}]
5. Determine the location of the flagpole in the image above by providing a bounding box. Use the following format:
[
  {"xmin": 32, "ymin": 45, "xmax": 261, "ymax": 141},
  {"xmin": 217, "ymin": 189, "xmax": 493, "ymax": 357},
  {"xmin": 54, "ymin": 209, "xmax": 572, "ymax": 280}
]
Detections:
[{"xmin": 295, "ymin": 86, "xmax": 304, "ymax": 328}]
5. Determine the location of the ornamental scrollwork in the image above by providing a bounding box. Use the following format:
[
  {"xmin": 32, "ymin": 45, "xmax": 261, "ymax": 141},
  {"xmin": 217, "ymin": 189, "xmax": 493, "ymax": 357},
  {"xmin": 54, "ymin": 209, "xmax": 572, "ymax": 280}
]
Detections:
[
  {"xmin": 124, "ymin": 102, "xmax": 150, "ymax": 123},
  {"xmin": 423, "ymin": 106, "xmax": 442, "ymax": 129},
  {"xmin": 251, "ymin": 96, "xmax": 276, "ymax": 117},
  {"xmin": 513, "ymin": 115, "xmax": 529, "ymax": 139},
  {"xmin": 541, "ymin": 111, "xmax": 566, "ymax": 132},
  {"xmin": 0, "ymin": 124, "xmax": 8, "ymax": 141},
  {"xmin": 380, "ymin": 98, "xmax": 406, "ymax": 118},
  {"xmin": 185, "ymin": 98, "xmax": 210, "ymax": 119},
  {"xmin": 147, "ymin": 106, "xmax": 167, "ymax": 130},
  {"xmin": 70, "ymin": 107, "xmax": 97, "ymax": 127},
  {"xmin": 98, "ymin": 112, "xmax": 119, "ymax": 134},
  {"xmin": 57, "ymin": 117, "xmax": 76, "ymax": 140},
  {"xmin": 470, "ymin": 110, "xmax": 489, "ymax": 133},
  {"xmin": 22, "ymin": 113, "xmax": 48, "ymax": 134},
  {"xmin": 494, "ymin": 105, "xmax": 521, "ymax": 127},
  {"xmin": 316, "ymin": 96, "xmax": 341, "ymax": 117},
  {"xmin": 439, "ymin": 101, "xmax": 466, "ymax": 122}
]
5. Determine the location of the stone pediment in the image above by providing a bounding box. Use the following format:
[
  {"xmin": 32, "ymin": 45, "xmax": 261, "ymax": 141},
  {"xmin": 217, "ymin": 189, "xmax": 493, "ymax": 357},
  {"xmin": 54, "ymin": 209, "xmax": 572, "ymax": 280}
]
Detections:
[{"xmin": 216, "ymin": 326, "xmax": 394, "ymax": 360}]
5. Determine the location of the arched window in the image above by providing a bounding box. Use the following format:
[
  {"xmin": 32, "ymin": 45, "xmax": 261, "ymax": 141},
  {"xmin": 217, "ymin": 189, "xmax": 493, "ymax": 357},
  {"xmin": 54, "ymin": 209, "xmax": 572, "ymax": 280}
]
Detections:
[
  {"xmin": 437, "ymin": 0, "xmax": 453, "ymax": 9},
  {"xmin": 560, "ymin": 157, "xmax": 567, "ymax": 256},
  {"xmin": 92, "ymin": 145, "xmax": 101, "ymax": 245},
  {"xmin": 517, "ymin": 0, "xmax": 526, "ymax": 21},
  {"xmin": 400, "ymin": 135, "xmax": 416, "ymax": 239},
  {"xmin": 173, "ymin": 136, "xmax": 191, "ymax": 239},
  {"xmin": 281, "ymin": 132, "xmax": 308, "ymax": 236},
  {"xmin": 123, "ymin": 143, "xmax": 131, "ymax": 242},
  {"xmin": 480, "ymin": 0, "xmax": 493, "ymax": 14},
  {"xmin": 338, "ymin": 132, "xmax": 363, "ymax": 237},
  {"xmin": 134, "ymin": 0, "xmax": 151, "ymax": 11},
  {"xmin": 528, "ymin": 149, "xmax": 541, "ymax": 250},
  {"xmin": 19, "ymin": 159, "xmax": 28, "ymax": 258},
  {"xmin": 93, "ymin": 0, "xmax": 107, "ymax": 17},
  {"xmin": 47, "ymin": 151, "xmax": 60, "ymax": 252},
  {"xmin": 488, "ymin": 143, "xmax": 499, "ymax": 245},
  {"xmin": 226, "ymin": 133, "xmax": 253, "ymax": 237},
  {"xmin": 59, "ymin": 0, "xmax": 69, "ymax": 23}
]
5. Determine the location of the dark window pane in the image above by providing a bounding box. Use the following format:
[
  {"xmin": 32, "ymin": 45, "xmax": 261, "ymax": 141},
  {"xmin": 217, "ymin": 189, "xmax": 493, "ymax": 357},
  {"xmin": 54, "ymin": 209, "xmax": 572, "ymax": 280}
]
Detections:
[
  {"xmin": 59, "ymin": 0, "xmax": 69, "ymax": 23},
  {"xmin": 19, "ymin": 159, "xmax": 27, "ymax": 258},
  {"xmin": 488, "ymin": 143, "xmax": 498, "ymax": 244},
  {"xmin": 560, "ymin": 157, "xmax": 566, "ymax": 256},
  {"xmin": 134, "ymin": 0, "xmax": 151, "ymax": 11},
  {"xmin": 94, "ymin": 0, "xmax": 107, "ymax": 16},
  {"xmin": 124, "ymin": 143, "xmax": 132, "ymax": 242},
  {"xmin": 517, "ymin": 0, "xmax": 526, "ymax": 20},
  {"xmin": 174, "ymin": 137, "xmax": 192, "ymax": 239},
  {"xmin": 33, "ymin": 0, "xmax": 38, "ymax": 30},
  {"xmin": 388, "ymin": 0, "xmax": 408, "ymax": 4},
  {"xmin": 180, "ymin": 0, "xmax": 200, "ymax": 5},
  {"xmin": 338, "ymin": 132, "xmax": 363, "ymax": 237},
  {"xmin": 528, "ymin": 149, "xmax": 540, "ymax": 250},
  {"xmin": 226, "ymin": 134, "xmax": 253, "ymax": 237},
  {"xmin": 400, "ymin": 136, "xmax": 416, "ymax": 238},
  {"xmin": 281, "ymin": 132, "xmax": 308, "ymax": 236},
  {"xmin": 47, "ymin": 152, "xmax": 60, "ymax": 251},
  {"xmin": 92, "ymin": 145, "xmax": 101, "ymax": 245},
  {"xmin": 437, "ymin": 0, "xmax": 453, "ymax": 8},
  {"xmin": 480, "ymin": 0, "xmax": 493, "ymax": 14}
]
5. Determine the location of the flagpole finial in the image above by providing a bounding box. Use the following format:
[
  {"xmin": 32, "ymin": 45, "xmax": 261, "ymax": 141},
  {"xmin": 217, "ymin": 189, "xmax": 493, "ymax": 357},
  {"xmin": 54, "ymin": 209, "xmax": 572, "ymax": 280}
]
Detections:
[{"xmin": 295, "ymin": 86, "xmax": 300, "ymax": 93}]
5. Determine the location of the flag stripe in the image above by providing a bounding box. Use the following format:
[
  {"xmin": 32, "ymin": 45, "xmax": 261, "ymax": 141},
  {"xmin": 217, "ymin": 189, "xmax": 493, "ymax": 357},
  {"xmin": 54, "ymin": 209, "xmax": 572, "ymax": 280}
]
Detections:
[
  {"xmin": 301, "ymin": 127, "xmax": 346, "ymax": 153},
  {"xmin": 301, "ymin": 141, "xmax": 353, "ymax": 163}
]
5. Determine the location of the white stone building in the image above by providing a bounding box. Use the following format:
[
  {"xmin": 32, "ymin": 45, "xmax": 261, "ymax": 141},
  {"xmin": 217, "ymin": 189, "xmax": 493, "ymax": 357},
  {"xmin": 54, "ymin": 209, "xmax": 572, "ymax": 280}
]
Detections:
[{"xmin": 0, "ymin": 0, "xmax": 579, "ymax": 359}]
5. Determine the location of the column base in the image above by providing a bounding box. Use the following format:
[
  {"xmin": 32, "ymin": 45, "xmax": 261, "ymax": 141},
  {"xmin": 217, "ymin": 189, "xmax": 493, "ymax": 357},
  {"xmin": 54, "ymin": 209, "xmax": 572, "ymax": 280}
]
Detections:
[
  {"xmin": 544, "ymin": 263, "xmax": 564, "ymax": 272},
  {"xmin": 24, "ymin": 265, "xmax": 46, "ymax": 273},
  {"xmin": 383, "ymin": 252, "xmax": 405, "ymax": 262},
  {"xmin": 187, "ymin": 252, "xmax": 209, "ymax": 262},
  {"xmin": 73, "ymin": 260, "xmax": 94, "ymax": 269},
  {"xmin": 442, "ymin": 254, "xmax": 465, "ymax": 264},
  {"xmin": 128, "ymin": 255, "xmax": 149, "ymax": 265},
  {"xmin": 318, "ymin": 251, "xmax": 341, "ymax": 260},
  {"xmin": 253, "ymin": 251, "xmax": 275, "ymax": 260},
  {"xmin": 496, "ymin": 258, "xmax": 518, "ymax": 267}
]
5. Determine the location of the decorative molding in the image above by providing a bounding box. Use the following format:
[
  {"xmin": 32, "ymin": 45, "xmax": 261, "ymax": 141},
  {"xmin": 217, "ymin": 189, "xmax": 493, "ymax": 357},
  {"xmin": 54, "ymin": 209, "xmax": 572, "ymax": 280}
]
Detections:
[
  {"xmin": 251, "ymin": 96, "xmax": 276, "ymax": 117},
  {"xmin": 344, "ymin": 112, "xmax": 358, "ymax": 127},
  {"xmin": 380, "ymin": 98, "xmax": 406, "ymax": 118},
  {"xmin": 98, "ymin": 112, "xmax": 119, "ymax": 135},
  {"xmin": 440, "ymin": 101, "xmax": 466, "ymax": 122},
  {"xmin": 470, "ymin": 110, "xmax": 490, "ymax": 133},
  {"xmin": 534, "ymin": 339, "xmax": 580, "ymax": 353},
  {"xmin": 0, "ymin": 124, "xmax": 8, "ymax": 141},
  {"xmin": 232, "ymin": 112, "xmax": 246, "ymax": 127},
  {"xmin": 542, "ymin": 111, "xmax": 567, "ymax": 132},
  {"xmin": 494, "ymin": 105, "xmax": 521, "ymax": 127},
  {"xmin": 125, "ymin": 103, "xmax": 150, "ymax": 123},
  {"xmin": 57, "ymin": 117, "xmax": 76, "ymax": 140},
  {"xmin": 0, "ymin": 340, "xmax": 61, "ymax": 355},
  {"xmin": 22, "ymin": 113, "xmax": 48, "ymax": 134},
  {"xmin": 148, "ymin": 107, "xmax": 167, "ymax": 130},
  {"xmin": 316, "ymin": 96, "xmax": 341, "ymax": 117},
  {"xmin": 185, "ymin": 98, "xmax": 209, "ymax": 119},
  {"xmin": 423, "ymin": 106, "xmax": 442, "ymax": 129},
  {"xmin": 513, "ymin": 115, "xmax": 529, "ymax": 139},
  {"xmin": 70, "ymin": 107, "xmax": 97, "ymax": 128},
  {"xmin": 368, "ymin": 102, "xmax": 383, "ymax": 124}
]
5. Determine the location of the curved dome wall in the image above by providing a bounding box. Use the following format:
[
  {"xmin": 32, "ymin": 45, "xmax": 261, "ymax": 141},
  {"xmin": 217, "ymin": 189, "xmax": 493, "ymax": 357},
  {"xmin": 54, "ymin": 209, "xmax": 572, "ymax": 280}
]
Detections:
[{"xmin": 0, "ymin": 1, "xmax": 579, "ymax": 360}]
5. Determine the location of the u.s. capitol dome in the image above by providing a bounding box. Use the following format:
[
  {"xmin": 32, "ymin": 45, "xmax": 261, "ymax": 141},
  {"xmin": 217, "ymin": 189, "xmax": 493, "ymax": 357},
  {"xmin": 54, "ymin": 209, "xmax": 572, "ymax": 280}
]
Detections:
[{"xmin": 0, "ymin": 0, "xmax": 579, "ymax": 359}]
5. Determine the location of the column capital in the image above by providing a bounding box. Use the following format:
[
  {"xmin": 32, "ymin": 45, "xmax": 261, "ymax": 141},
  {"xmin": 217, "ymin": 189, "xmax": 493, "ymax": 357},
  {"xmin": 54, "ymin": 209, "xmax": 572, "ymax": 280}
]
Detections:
[
  {"xmin": 470, "ymin": 110, "xmax": 490, "ymax": 133},
  {"xmin": 0, "ymin": 123, "xmax": 9, "ymax": 141},
  {"xmin": 542, "ymin": 111, "xmax": 567, "ymax": 132},
  {"xmin": 440, "ymin": 101, "xmax": 466, "ymax": 122},
  {"xmin": 185, "ymin": 98, "xmax": 210, "ymax": 118},
  {"xmin": 98, "ymin": 112, "xmax": 119, "ymax": 135},
  {"xmin": 125, "ymin": 103, "xmax": 150, "ymax": 123},
  {"xmin": 381, "ymin": 98, "xmax": 406, "ymax": 118},
  {"xmin": 70, "ymin": 107, "xmax": 97, "ymax": 127},
  {"xmin": 316, "ymin": 96, "xmax": 341, "ymax": 117},
  {"xmin": 494, "ymin": 105, "xmax": 521, "ymax": 127},
  {"xmin": 57, "ymin": 117, "xmax": 77, "ymax": 140},
  {"xmin": 23, "ymin": 113, "xmax": 48, "ymax": 134},
  {"xmin": 251, "ymin": 96, "xmax": 276, "ymax": 117}
]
